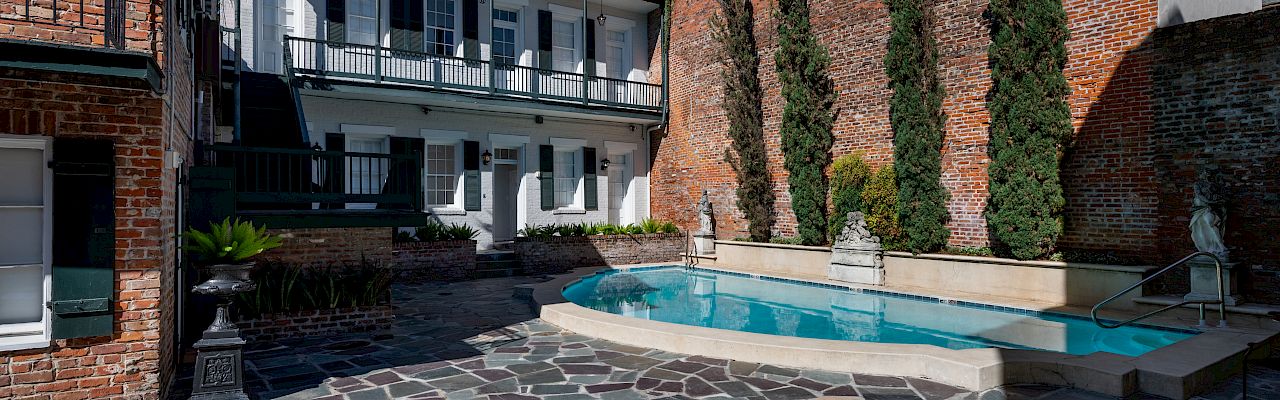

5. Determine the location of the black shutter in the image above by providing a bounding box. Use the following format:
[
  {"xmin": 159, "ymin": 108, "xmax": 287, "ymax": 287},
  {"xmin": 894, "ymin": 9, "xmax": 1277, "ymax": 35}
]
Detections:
[
  {"xmin": 50, "ymin": 139, "xmax": 115, "ymax": 339},
  {"xmin": 326, "ymin": 0, "xmax": 346, "ymax": 42},
  {"xmin": 539, "ymin": 144, "xmax": 554, "ymax": 210},
  {"xmin": 463, "ymin": 0, "xmax": 479, "ymax": 59},
  {"xmin": 585, "ymin": 22, "xmax": 596, "ymax": 76},
  {"xmin": 324, "ymin": 133, "xmax": 345, "ymax": 209},
  {"xmin": 538, "ymin": 10, "xmax": 553, "ymax": 70},
  {"xmin": 583, "ymin": 147, "xmax": 597, "ymax": 210},
  {"xmin": 383, "ymin": 137, "xmax": 423, "ymax": 210},
  {"xmin": 463, "ymin": 140, "xmax": 481, "ymax": 211},
  {"xmin": 390, "ymin": 0, "xmax": 424, "ymax": 51}
]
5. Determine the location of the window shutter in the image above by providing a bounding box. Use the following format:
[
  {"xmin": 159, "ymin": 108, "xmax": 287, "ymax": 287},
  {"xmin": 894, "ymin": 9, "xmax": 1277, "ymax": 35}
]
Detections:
[
  {"xmin": 50, "ymin": 139, "xmax": 115, "ymax": 339},
  {"xmin": 584, "ymin": 22, "xmax": 596, "ymax": 76},
  {"xmin": 463, "ymin": 0, "xmax": 479, "ymax": 59},
  {"xmin": 537, "ymin": 10, "xmax": 552, "ymax": 70},
  {"xmin": 383, "ymin": 137, "xmax": 423, "ymax": 210},
  {"xmin": 583, "ymin": 147, "xmax": 597, "ymax": 211},
  {"xmin": 324, "ymin": 133, "xmax": 345, "ymax": 209},
  {"xmin": 539, "ymin": 144, "xmax": 554, "ymax": 210},
  {"xmin": 463, "ymin": 140, "xmax": 481, "ymax": 211},
  {"xmin": 326, "ymin": 0, "xmax": 346, "ymax": 42},
  {"xmin": 390, "ymin": 0, "xmax": 424, "ymax": 52}
]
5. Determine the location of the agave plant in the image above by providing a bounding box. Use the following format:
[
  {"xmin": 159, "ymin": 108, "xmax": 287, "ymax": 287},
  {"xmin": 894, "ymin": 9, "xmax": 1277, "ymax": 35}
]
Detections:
[
  {"xmin": 445, "ymin": 223, "xmax": 480, "ymax": 241},
  {"xmin": 185, "ymin": 217, "xmax": 283, "ymax": 265}
]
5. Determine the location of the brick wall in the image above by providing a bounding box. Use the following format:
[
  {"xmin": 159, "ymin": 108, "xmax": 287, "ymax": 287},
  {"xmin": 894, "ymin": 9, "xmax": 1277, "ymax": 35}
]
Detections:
[
  {"xmin": 0, "ymin": 0, "xmax": 161, "ymax": 53},
  {"xmin": 653, "ymin": 0, "xmax": 1160, "ymax": 250},
  {"xmin": 391, "ymin": 240, "xmax": 478, "ymax": 281},
  {"xmin": 515, "ymin": 233, "xmax": 686, "ymax": 275},
  {"xmin": 0, "ymin": 70, "xmax": 173, "ymax": 399},
  {"xmin": 238, "ymin": 305, "xmax": 393, "ymax": 343},
  {"xmin": 263, "ymin": 227, "xmax": 395, "ymax": 268}
]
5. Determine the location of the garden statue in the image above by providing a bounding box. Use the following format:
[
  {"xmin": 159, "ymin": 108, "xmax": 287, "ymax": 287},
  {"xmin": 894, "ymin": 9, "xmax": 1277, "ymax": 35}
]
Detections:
[
  {"xmin": 1184, "ymin": 169, "xmax": 1241, "ymax": 306},
  {"xmin": 829, "ymin": 212, "xmax": 884, "ymax": 285},
  {"xmin": 694, "ymin": 190, "xmax": 716, "ymax": 255}
]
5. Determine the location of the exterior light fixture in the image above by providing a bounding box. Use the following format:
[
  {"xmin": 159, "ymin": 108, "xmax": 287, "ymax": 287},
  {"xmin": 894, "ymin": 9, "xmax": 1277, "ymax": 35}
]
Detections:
[
  {"xmin": 482, "ymin": 149, "xmax": 493, "ymax": 165},
  {"xmin": 597, "ymin": 0, "xmax": 606, "ymax": 25},
  {"xmin": 600, "ymin": 158, "xmax": 611, "ymax": 171}
]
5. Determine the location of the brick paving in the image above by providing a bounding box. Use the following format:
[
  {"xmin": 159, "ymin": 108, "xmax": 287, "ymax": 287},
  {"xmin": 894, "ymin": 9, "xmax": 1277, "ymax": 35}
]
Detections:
[{"xmin": 172, "ymin": 275, "xmax": 1270, "ymax": 399}]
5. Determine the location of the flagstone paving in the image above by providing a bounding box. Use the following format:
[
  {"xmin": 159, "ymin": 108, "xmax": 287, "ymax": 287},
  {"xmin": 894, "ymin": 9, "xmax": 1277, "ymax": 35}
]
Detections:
[{"xmin": 174, "ymin": 274, "xmax": 1271, "ymax": 399}]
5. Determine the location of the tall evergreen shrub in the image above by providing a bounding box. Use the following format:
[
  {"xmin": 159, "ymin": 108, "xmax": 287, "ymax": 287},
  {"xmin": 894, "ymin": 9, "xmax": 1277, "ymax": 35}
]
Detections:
[
  {"xmin": 863, "ymin": 164, "xmax": 905, "ymax": 251},
  {"xmin": 985, "ymin": 0, "xmax": 1072, "ymax": 260},
  {"xmin": 775, "ymin": 0, "xmax": 836, "ymax": 245},
  {"xmin": 712, "ymin": 0, "xmax": 774, "ymax": 242},
  {"xmin": 828, "ymin": 154, "xmax": 872, "ymax": 240},
  {"xmin": 885, "ymin": 0, "xmax": 951, "ymax": 253}
]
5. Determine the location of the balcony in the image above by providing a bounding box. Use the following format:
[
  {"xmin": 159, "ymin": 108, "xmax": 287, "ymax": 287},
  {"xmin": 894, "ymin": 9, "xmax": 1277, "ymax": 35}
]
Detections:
[
  {"xmin": 284, "ymin": 36, "xmax": 663, "ymax": 112},
  {"xmin": 0, "ymin": 0, "xmax": 129, "ymax": 49}
]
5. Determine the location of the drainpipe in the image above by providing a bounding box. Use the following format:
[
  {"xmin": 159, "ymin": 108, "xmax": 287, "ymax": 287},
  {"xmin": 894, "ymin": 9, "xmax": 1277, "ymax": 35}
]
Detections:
[
  {"xmin": 232, "ymin": 0, "xmax": 242, "ymax": 144},
  {"xmin": 642, "ymin": 0, "xmax": 671, "ymax": 220}
]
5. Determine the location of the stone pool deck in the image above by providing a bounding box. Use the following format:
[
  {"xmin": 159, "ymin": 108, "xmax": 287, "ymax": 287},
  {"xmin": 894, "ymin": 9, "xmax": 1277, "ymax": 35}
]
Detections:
[{"xmin": 174, "ymin": 274, "xmax": 1270, "ymax": 399}]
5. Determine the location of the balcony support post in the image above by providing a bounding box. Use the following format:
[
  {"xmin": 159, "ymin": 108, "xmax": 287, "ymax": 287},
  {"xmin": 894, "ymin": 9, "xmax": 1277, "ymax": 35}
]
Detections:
[
  {"xmin": 374, "ymin": 0, "xmax": 383, "ymax": 83},
  {"xmin": 582, "ymin": 0, "xmax": 590, "ymax": 106}
]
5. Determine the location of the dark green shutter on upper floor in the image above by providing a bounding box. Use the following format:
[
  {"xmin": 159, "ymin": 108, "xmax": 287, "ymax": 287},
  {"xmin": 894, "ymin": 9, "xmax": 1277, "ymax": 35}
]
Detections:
[
  {"xmin": 391, "ymin": 0, "xmax": 424, "ymax": 52},
  {"xmin": 539, "ymin": 144, "xmax": 554, "ymax": 210},
  {"xmin": 583, "ymin": 147, "xmax": 597, "ymax": 211},
  {"xmin": 537, "ymin": 10, "xmax": 553, "ymax": 70},
  {"xmin": 463, "ymin": 0, "xmax": 480, "ymax": 59},
  {"xmin": 463, "ymin": 140, "xmax": 481, "ymax": 211},
  {"xmin": 584, "ymin": 22, "xmax": 596, "ymax": 76},
  {"xmin": 50, "ymin": 139, "xmax": 115, "ymax": 339},
  {"xmin": 326, "ymin": 0, "xmax": 346, "ymax": 42}
]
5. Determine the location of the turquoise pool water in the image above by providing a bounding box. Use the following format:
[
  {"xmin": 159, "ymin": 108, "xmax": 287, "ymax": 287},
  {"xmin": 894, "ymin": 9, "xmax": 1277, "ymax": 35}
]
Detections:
[{"xmin": 562, "ymin": 266, "xmax": 1196, "ymax": 356}]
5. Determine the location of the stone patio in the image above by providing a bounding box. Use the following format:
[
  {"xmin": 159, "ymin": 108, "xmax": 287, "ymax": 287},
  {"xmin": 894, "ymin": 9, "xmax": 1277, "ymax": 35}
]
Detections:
[{"xmin": 173, "ymin": 274, "xmax": 1270, "ymax": 399}]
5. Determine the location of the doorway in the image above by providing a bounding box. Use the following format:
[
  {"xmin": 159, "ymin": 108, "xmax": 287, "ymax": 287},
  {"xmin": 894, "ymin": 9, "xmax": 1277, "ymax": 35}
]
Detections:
[
  {"xmin": 492, "ymin": 163, "xmax": 520, "ymax": 242},
  {"xmin": 608, "ymin": 153, "xmax": 631, "ymax": 225}
]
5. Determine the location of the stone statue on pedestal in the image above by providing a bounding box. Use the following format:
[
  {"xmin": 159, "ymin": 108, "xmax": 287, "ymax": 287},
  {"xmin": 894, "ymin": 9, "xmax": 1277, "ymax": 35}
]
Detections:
[
  {"xmin": 1184, "ymin": 169, "xmax": 1241, "ymax": 305},
  {"xmin": 694, "ymin": 190, "xmax": 716, "ymax": 255},
  {"xmin": 829, "ymin": 212, "xmax": 884, "ymax": 285}
]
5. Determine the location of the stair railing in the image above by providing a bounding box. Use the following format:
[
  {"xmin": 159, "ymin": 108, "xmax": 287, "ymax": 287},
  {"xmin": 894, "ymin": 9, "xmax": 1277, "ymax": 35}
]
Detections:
[
  {"xmin": 281, "ymin": 35, "xmax": 311, "ymax": 145},
  {"xmin": 683, "ymin": 230, "xmax": 699, "ymax": 269},
  {"xmin": 1090, "ymin": 251, "xmax": 1227, "ymax": 329}
]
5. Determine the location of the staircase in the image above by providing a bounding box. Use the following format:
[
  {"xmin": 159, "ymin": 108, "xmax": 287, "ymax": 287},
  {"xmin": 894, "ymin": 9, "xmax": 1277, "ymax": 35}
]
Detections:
[
  {"xmin": 475, "ymin": 249, "xmax": 521, "ymax": 279},
  {"xmin": 238, "ymin": 71, "xmax": 309, "ymax": 148}
]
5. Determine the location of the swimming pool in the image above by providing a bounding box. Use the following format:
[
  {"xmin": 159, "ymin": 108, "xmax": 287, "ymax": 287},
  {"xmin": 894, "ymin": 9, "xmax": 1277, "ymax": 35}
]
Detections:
[{"xmin": 562, "ymin": 266, "xmax": 1196, "ymax": 357}]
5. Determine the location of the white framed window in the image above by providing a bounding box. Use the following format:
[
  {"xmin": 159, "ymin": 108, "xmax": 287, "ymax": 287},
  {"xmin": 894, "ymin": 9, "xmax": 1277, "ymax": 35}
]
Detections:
[
  {"xmin": 491, "ymin": 7, "xmax": 520, "ymax": 66},
  {"xmin": 343, "ymin": 133, "xmax": 390, "ymax": 209},
  {"xmin": 553, "ymin": 150, "xmax": 578, "ymax": 208},
  {"xmin": 548, "ymin": 6, "xmax": 582, "ymax": 73},
  {"xmin": 425, "ymin": 0, "xmax": 457, "ymax": 55},
  {"xmin": 347, "ymin": 0, "xmax": 378, "ymax": 45},
  {"xmin": 0, "ymin": 136, "xmax": 53, "ymax": 350},
  {"xmin": 604, "ymin": 29, "xmax": 628, "ymax": 79},
  {"xmin": 425, "ymin": 143, "xmax": 459, "ymax": 206}
]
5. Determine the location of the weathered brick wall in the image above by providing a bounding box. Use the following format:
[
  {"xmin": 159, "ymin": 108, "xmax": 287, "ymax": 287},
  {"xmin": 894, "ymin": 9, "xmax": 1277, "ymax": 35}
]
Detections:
[
  {"xmin": 0, "ymin": 0, "xmax": 161, "ymax": 53},
  {"xmin": 391, "ymin": 240, "xmax": 478, "ymax": 281},
  {"xmin": 1147, "ymin": 6, "xmax": 1280, "ymax": 303},
  {"xmin": 516, "ymin": 233, "xmax": 685, "ymax": 275},
  {"xmin": 239, "ymin": 305, "xmax": 393, "ymax": 343},
  {"xmin": 653, "ymin": 0, "xmax": 1160, "ymax": 250},
  {"xmin": 263, "ymin": 227, "xmax": 395, "ymax": 268},
  {"xmin": 0, "ymin": 71, "xmax": 170, "ymax": 399}
]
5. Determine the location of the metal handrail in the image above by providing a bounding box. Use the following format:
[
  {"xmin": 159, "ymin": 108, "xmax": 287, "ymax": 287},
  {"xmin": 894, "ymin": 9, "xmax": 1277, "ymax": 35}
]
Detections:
[{"xmin": 1090, "ymin": 251, "xmax": 1227, "ymax": 329}]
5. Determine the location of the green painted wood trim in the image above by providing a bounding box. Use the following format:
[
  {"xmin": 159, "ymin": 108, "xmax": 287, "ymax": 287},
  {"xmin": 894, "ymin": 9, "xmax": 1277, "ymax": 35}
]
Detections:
[{"xmin": 0, "ymin": 39, "xmax": 164, "ymax": 93}]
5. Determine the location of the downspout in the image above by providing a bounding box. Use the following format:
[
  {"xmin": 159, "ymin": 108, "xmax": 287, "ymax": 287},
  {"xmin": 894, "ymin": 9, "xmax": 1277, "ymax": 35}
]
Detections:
[
  {"xmin": 233, "ymin": 0, "xmax": 242, "ymax": 143},
  {"xmin": 643, "ymin": 0, "xmax": 671, "ymax": 220}
]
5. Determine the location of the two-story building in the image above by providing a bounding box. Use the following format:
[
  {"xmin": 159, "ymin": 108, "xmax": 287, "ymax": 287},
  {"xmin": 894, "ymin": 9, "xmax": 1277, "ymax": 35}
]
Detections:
[{"xmin": 214, "ymin": 0, "xmax": 668, "ymax": 249}]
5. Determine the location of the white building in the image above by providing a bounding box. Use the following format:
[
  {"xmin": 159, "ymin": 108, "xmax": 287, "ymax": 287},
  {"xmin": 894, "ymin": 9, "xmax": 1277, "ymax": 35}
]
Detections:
[{"xmin": 215, "ymin": 0, "xmax": 666, "ymax": 248}]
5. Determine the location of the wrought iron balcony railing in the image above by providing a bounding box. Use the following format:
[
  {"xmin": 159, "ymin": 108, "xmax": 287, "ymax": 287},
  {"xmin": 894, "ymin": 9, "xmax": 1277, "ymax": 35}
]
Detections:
[
  {"xmin": 205, "ymin": 144, "xmax": 423, "ymax": 212},
  {"xmin": 1, "ymin": 0, "xmax": 127, "ymax": 49},
  {"xmin": 285, "ymin": 36, "xmax": 663, "ymax": 112}
]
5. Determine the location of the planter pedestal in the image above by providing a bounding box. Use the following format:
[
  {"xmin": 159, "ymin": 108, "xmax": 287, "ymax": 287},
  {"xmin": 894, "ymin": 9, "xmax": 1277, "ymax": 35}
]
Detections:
[
  {"xmin": 694, "ymin": 234, "xmax": 716, "ymax": 255},
  {"xmin": 829, "ymin": 244, "xmax": 884, "ymax": 285},
  {"xmin": 1184, "ymin": 259, "xmax": 1242, "ymax": 306},
  {"xmin": 190, "ymin": 263, "xmax": 255, "ymax": 400}
]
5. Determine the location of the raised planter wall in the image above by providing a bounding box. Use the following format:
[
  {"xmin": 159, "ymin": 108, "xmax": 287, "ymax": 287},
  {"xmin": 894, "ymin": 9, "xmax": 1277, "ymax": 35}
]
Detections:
[
  {"xmin": 239, "ymin": 305, "xmax": 393, "ymax": 342},
  {"xmin": 516, "ymin": 233, "xmax": 685, "ymax": 275},
  {"xmin": 712, "ymin": 240, "xmax": 1152, "ymax": 308},
  {"xmin": 264, "ymin": 227, "xmax": 394, "ymax": 267},
  {"xmin": 391, "ymin": 240, "xmax": 478, "ymax": 281}
]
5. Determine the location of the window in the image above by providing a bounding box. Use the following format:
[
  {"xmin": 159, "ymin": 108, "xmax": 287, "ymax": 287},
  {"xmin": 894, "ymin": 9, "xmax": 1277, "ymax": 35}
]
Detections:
[
  {"xmin": 493, "ymin": 147, "xmax": 519, "ymax": 162},
  {"xmin": 605, "ymin": 29, "xmax": 627, "ymax": 79},
  {"xmin": 553, "ymin": 150, "xmax": 578, "ymax": 207},
  {"xmin": 347, "ymin": 0, "xmax": 378, "ymax": 45},
  {"xmin": 426, "ymin": 143, "xmax": 458, "ymax": 206},
  {"xmin": 551, "ymin": 19, "xmax": 577, "ymax": 72},
  {"xmin": 491, "ymin": 8, "xmax": 519, "ymax": 66},
  {"xmin": 425, "ymin": 0, "xmax": 457, "ymax": 55},
  {"xmin": 345, "ymin": 136, "xmax": 388, "ymax": 210},
  {"xmin": 0, "ymin": 137, "xmax": 51, "ymax": 345}
]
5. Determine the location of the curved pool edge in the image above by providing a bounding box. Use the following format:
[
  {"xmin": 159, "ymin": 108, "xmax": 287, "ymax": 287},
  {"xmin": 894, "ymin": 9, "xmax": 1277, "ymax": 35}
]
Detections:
[{"xmin": 524, "ymin": 264, "xmax": 1280, "ymax": 399}]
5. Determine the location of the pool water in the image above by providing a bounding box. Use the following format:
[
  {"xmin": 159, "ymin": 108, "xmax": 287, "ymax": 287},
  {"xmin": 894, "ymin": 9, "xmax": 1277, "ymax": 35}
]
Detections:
[{"xmin": 562, "ymin": 267, "xmax": 1196, "ymax": 357}]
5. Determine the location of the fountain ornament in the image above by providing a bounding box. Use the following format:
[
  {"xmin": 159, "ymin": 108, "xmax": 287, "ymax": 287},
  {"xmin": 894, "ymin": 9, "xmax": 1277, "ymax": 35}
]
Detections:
[{"xmin": 185, "ymin": 218, "xmax": 282, "ymax": 400}]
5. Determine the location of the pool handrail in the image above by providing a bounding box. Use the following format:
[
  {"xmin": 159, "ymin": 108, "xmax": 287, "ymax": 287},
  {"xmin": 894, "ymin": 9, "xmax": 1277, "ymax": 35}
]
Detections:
[{"xmin": 1090, "ymin": 251, "xmax": 1227, "ymax": 329}]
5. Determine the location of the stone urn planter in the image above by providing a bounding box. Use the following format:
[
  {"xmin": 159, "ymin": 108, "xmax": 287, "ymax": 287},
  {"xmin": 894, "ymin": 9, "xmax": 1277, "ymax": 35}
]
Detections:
[{"xmin": 190, "ymin": 263, "xmax": 256, "ymax": 400}]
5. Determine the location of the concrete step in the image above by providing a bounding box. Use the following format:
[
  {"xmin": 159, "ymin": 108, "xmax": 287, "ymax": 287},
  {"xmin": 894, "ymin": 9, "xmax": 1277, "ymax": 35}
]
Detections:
[
  {"xmin": 475, "ymin": 259, "xmax": 520, "ymax": 279},
  {"xmin": 477, "ymin": 250, "xmax": 518, "ymax": 262},
  {"xmin": 1132, "ymin": 295, "xmax": 1280, "ymax": 330}
]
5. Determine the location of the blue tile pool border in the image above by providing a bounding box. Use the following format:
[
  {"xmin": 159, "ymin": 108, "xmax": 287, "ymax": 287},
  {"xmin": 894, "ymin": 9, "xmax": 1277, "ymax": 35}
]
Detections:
[{"xmin": 602, "ymin": 264, "xmax": 1202, "ymax": 336}]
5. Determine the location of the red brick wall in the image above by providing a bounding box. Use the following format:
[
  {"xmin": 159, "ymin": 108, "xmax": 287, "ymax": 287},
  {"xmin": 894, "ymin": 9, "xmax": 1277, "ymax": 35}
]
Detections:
[
  {"xmin": 264, "ymin": 227, "xmax": 395, "ymax": 268},
  {"xmin": 0, "ymin": 0, "xmax": 162, "ymax": 54},
  {"xmin": 391, "ymin": 240, "xmax": 479, "ymax": 281},
  {"xmin": 652, "ymin": 0, "xmax": 1160, "ymax": 251},
  {"xmin": 239, "ymin": 305, "xmax": 393, "ymax": 343},
  {"xmin": 515, "ymin": 233, "xmax": 686, "ymax": 275}
]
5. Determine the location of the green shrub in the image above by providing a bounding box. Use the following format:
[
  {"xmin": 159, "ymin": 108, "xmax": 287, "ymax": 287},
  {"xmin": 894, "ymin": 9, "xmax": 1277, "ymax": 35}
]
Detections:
[
  {"xmin": 516, "ymin": 220, "xmax": 680, "ymax": 238},
  {"xmin": 941, "ymin": 246, "xmax": 994, "ymax": 257},
  {"xmin": 236, "ymin": 261, "xmax": 393, "ymax": 318},
  {"xmin": 411, "ymin": 221, "xmax": 478, "ymax": 242},
  {"xmin": 776, "ymin": 0, "xmax": 836, "ymax": 246},
  {"xmin": 444, "ymin": 223, "xmax": 480, "ymax": 241},
  {"xmin": 828, "ymin": 154, "xmax": 873, "ymax": 240},
  {"xmin": 185, "ymin": 217, "xmax": 283, "ymax": 265},
  {"xmin": 862, "ymin": 165, "xmax": 905, "ymax": 251},
  {"xmin": 713, "ymin": 0, "xmax": 774, "ymax": 243},
  {"xmin": 886, "ymin": 0, "xmax": 951, "ymax": 253},
  {"xmin": 985, "ymin": 0, "xmax": 1072, "ymax": 260},
  {"xmin": 768, "ymin": 236, "xmax": 806, "ymax": 245}
]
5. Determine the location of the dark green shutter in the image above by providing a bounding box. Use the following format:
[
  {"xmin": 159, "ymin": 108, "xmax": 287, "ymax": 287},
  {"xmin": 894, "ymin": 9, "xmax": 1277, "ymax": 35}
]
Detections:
[
  {"xmin": 539, "ymin": 144, "xmax": 554, "ymax": 210},
  {"xmin": 537, "ymin": 10, "xmax": 552, "ymax": 70},
  {"xmin": 584, "ymin": 22, "xmax": 596, "ymax": 76},
  {"xmin": 324, "ymin": 133, "xmax": 345, "ymax": 209},
  {"xmin": 463, "ymin": 140, "xmax": 481, "ymax": 211},
  {"xmin": 384, "ymin": 137, "xmax": 423, "ymax": 210},
  {"xmin": 326, "ymin": 0, "xmax": 346, "ymax": 42},
  {"xmin": 583, "ymin": 147, "xmax": 597, "ymax": 211},
  {"xmin": 390, "ymin": 0, "xmax": 424, "ymax": 52},
  {"xmin": 463, "ymin": 0, "xmax": 479, "ymax": 59},
  {"xmin": 51, "ymin": 139, "xmax": 115, "ymax": 339}
]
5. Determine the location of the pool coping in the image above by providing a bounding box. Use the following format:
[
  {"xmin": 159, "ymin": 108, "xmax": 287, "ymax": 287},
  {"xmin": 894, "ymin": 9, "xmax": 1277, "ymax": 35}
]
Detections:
[{"xmin": 526, "ymin": 263, "xmax": 1280, "ymax": 399}]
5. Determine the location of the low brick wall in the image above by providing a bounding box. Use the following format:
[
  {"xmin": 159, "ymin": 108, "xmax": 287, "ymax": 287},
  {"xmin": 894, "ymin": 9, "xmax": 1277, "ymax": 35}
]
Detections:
[
  {"xmin": 516, "ymin": 233, "xmax": 685, "ymax": 275},
  {"xmin": 239, "ymin": 305, "xmax": 394, "ymax": 342},
  {"xmin": 264, "ymin": 227, "xmax": 394, "ymax": 267},
  {"xmin": 391, "ymin": 240, "xmax": 478, "ymax": 281}
]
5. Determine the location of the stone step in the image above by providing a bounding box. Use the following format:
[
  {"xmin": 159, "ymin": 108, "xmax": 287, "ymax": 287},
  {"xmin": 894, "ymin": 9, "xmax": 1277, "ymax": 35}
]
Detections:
[
  {"xmin": 477, "ymin": 250, "xmax": 518, "ymax": 262},
  {"xmin": 474, "ymin": 260, "xmax": 521, "ymax": 279}
]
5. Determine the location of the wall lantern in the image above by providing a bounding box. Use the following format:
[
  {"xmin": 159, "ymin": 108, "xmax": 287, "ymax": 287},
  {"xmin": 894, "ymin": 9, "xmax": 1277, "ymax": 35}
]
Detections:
[
  {"xmin": 600, "ymin": 158, "xmax": 611, "ymax": 171},
  {"xmin": 597, "ymin": 0, "xmax": 607, "ymax": 25},
  {"xmin": 482, "ymin": 149, "xmax": 493, "ymax": 165}
]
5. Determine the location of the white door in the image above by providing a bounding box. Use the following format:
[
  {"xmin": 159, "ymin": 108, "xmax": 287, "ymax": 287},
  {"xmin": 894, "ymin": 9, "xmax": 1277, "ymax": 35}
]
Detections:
[
  {"xmin": 258, "ymin": 0, "xmax": 296, "ymax": 74},
  {"xmin": 607, "ymin": 153, "xmax": 630, "ymax": 225},
  {"xmin": 492, "ymin": 164, "xmax": 519, "ymax": 241},
  {"xmin": 345, "ymin": 136, "xmax": 388, "ymax": 209},
  {"xmin": 604, "ymin": 29, "xmax": 629, "ymax": 102}
]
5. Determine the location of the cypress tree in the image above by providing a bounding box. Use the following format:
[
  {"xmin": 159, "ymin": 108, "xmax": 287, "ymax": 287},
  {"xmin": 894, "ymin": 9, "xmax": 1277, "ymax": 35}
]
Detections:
[
  {"xmin": 713, "ymin": 0, "xmax": 774, "ymax": 242},
  {"xmin": 775, "ymin": 0, "xmax": 836, "ymax": 246},
  {"xmin": 985, "ymin": 0, "xmax": 1072, "ymax": 260},
  {"xmin": 885, "ymin": 0, "xmax": 950, "ymax": 253}
]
